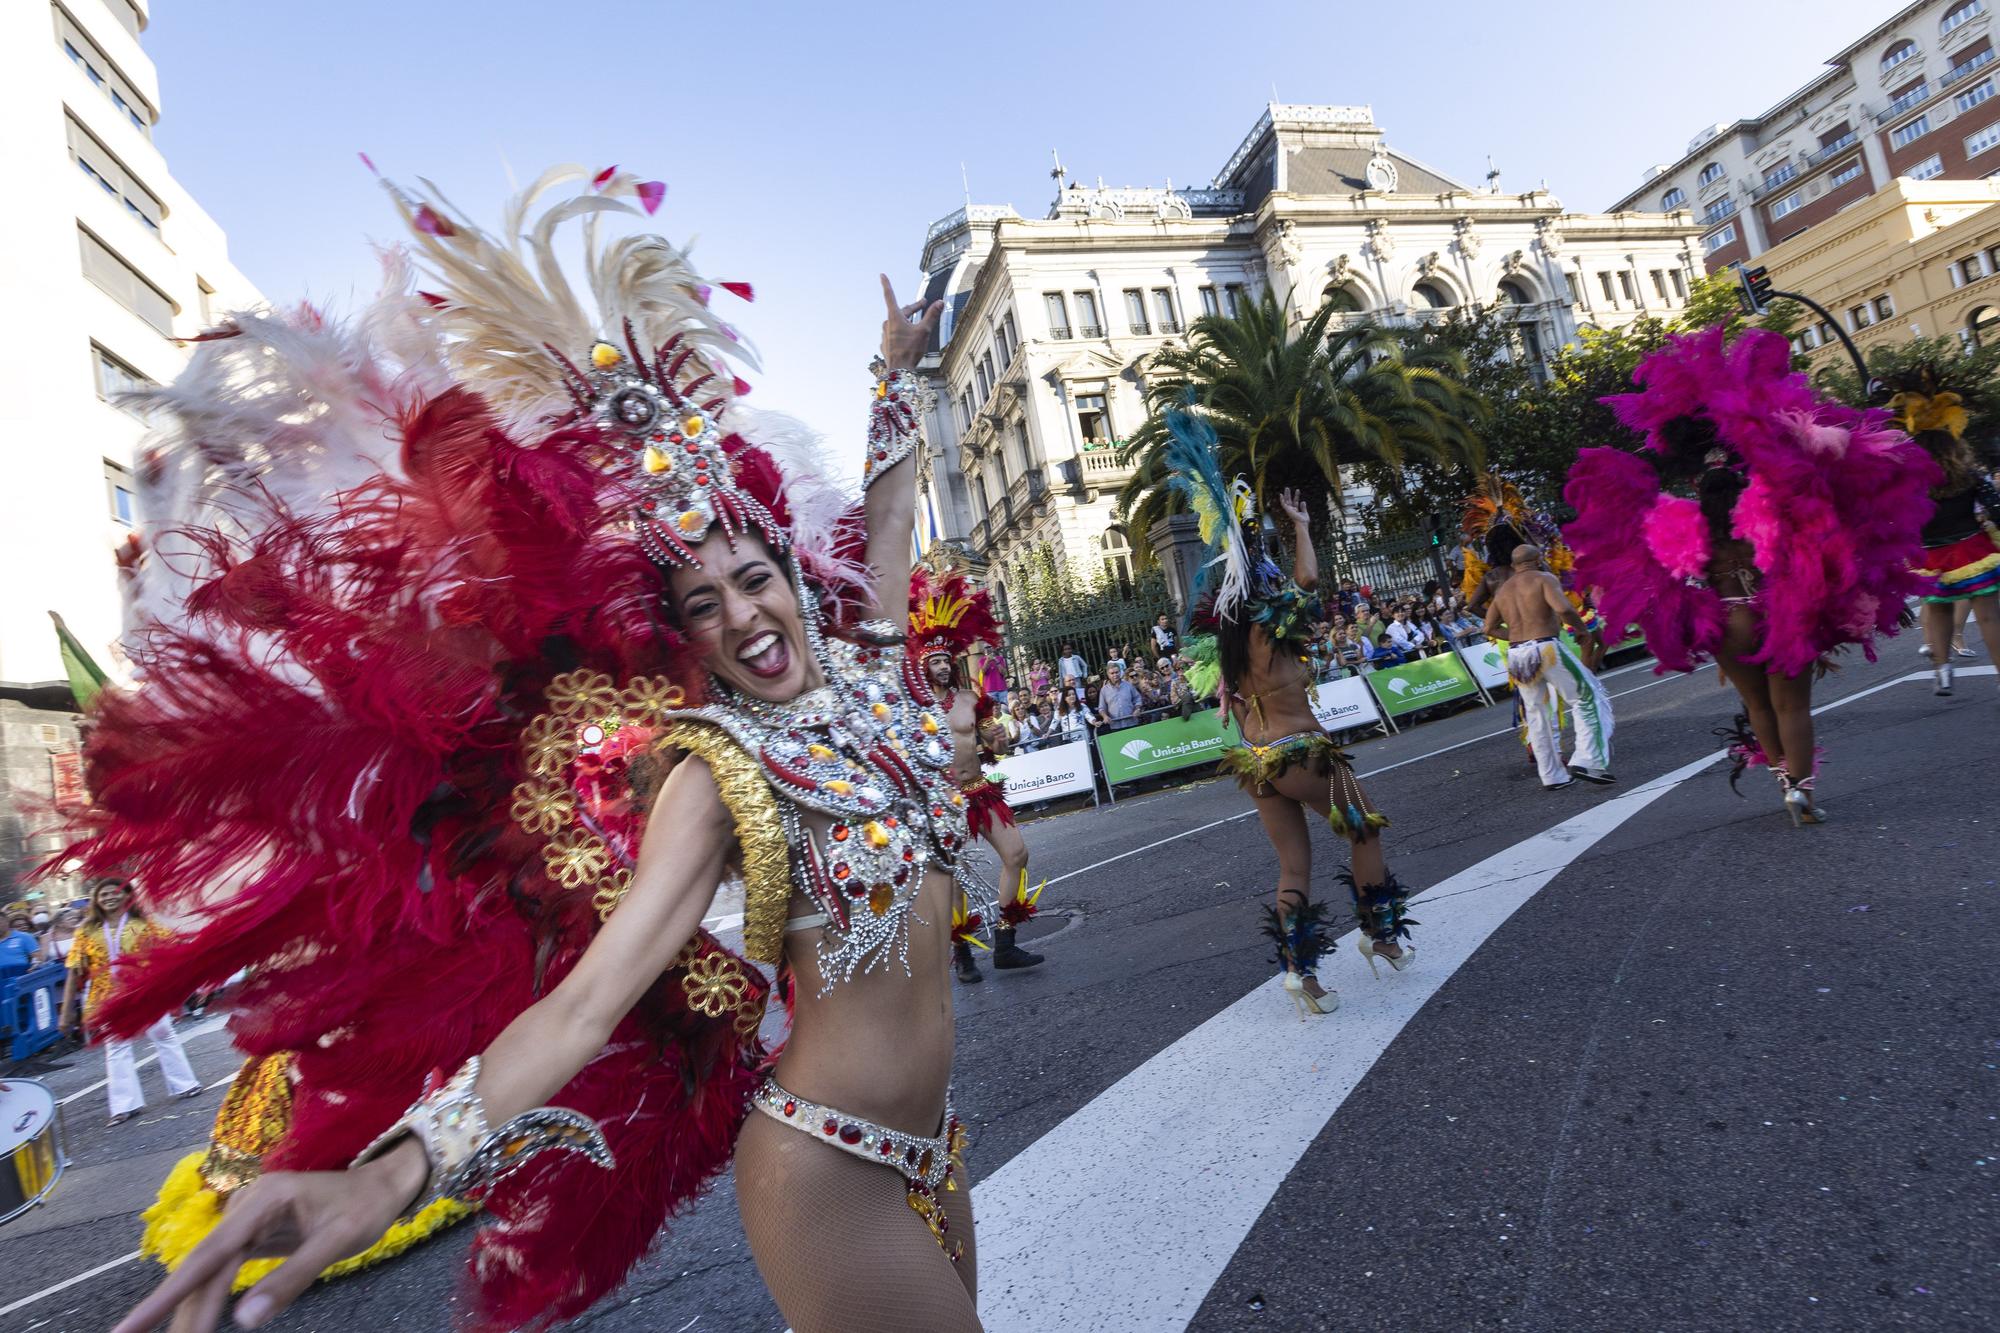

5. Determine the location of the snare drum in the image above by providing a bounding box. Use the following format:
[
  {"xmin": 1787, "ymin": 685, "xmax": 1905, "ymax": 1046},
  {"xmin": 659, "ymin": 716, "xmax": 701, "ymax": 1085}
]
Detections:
[{"xmin": 0, "ymin": 1079, "xmax": 66, "ymax": 1223}]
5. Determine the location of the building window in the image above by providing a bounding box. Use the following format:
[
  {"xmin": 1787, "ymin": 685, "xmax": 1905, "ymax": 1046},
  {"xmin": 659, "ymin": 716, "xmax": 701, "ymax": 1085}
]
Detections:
[
  {"xmin": 1123, "ymin": 288, "xmax": 1149, "ymax": 334},
  {"xmin": 1496, "ymin": 278, "xmax": 1534, "ymax": 306},
  {"xmin": 104, "ymin": 460, "xmax": 138, "ymax": 527},
  {"xmin": 1698, "ymin": 161, "xmax": 1725, "ymax": 186},
  {"xmin": 1651, "ymin": 269, "xmax": 1670, "ymax": 300},
  {"xmin": 1661, "ymin": 186, "xmax": 1687, "ymax": 209},
  {"xmin": 77, "ymin": 226, "xmax": 174, "ymax": 336},
  {"xmin": 1763, "ymin": 161, "xmax": 1799, "ymax": 191},
  {"xmin": 1671, "ymin": 270, "xmax": 1688, "ymax": 299},
  {"xmin": 1910, "ymin": 152, "xmax": 1948, "ymax": 180},
  {"xmin": 1198, "ymin": 285, "xmax": 1220, "ymax": 316},
  {"xmin": 1962, "ymin": 253, "xmax": 1988, "ymax": 284},
  {"xmin": 1770, "ymin": 190, "xmax": 1805, "ymax": 219},
  {"xmin": 1003, "ymin": 311, "xmax": 1019, "ymax": 360},
  {"xmin": 1882, "ymin": 39, "xmax": 1919, "ymax": 74},
  {"xmin": 1223, "ymin": 283, "xmax": 1247, "ymax": 315},
  {"xmin": 1703, "ymin": 196, "xmax": 1737, "ymax": 224},
  {"xmin": 1875, "ymin": 294, "xmax": 1897, "ymax": 320},
  {"xmin": 1944, "ymin": 0, "xmax": 1986, "ymax": 35},
  {"xmin": 1802, "ymin": 325, "xmax": 1821, "ymax": 348},
  {"xmin": 1617, "ymin": 271, "xmax": 1637, "ymax": 303},
  {"xmin": 1703, "ymin": 223, "xmax": 1738, "ymax": 254},
  {"xmin": 1958, "ymin": 77, "xmax": 1997, "ymax": 112},
  {"xmin": 1850, "ymin": 303, "xmax": 1875, "ymax": 329},
  {"xmin": 1151, "ymin": 287, "xmax": 1179, "ymax": 333},
  {"xmin": 1892, "ymin": 115, "xmax": 1933, "ymax": 149},
  {"xmin": 1074, "ymin": 290, "xmax": 1102, "ymax": 338},
  {"xmin": 1074, "ymin": 388, "xmax": 1110, "ymax": 447},
  {"xmin": 1325, "ymin": 283, "xmax": 1364, "ymax": 312},
  {"xmin": 1044, "ymin": 292, "xmax": 1071, "ymax": 339},
  {"xmin": 1987, "ymin": 244, "xmax": 2000, "ymax": 271},
  {"xmin": 1100, "ymin": 527, "xmax": 1134, "ymax": 593},
  {"xmin": 1970, "ymin": 304, "xmax": 2000, "ymax": 345},
  {"xmin": 1830, "ymin": 159, "xmax": 1867, "ymax": 187},
  {"xmin": 56, "ymin": 10, "xmax": 153, "ymax": 135},
  {"xmin": 1412, "ymin": 280, "xmax": 1452, "ymax": 309},
  {"xmin": 980, "ymin": 349, "xmax": 997, "ymax": 394},
  {"xmin": 1598, "ymin": 271, "xmax": 1617, "ymax": 302},
  {"xmin": 1969, "ymin": 122, "xmax": 2000, "ymax": 156},
  {"xmin": 1564, "ymin": 270, "xmax": 1584, "ymax": 304},
  {"xmin": 65, "ymin": 114, "xmax": 163, "ymax": 233},
  {"xmin": 92, "ymin": 342, "xmax": 152, "ymax": 414}
]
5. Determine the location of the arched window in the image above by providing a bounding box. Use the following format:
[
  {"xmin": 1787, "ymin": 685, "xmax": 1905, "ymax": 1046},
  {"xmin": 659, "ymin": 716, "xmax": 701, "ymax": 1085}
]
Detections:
[
  {"xmin": 1882, "ymin": 38, "xmax": 1918, "ymax": 73},
  {"xmin": 1496, "ymin": 278, "xmax": 1535, "ymax": 306},
  {"xmin": 1661, "ymin": 186, "xmax": 1687, "ymax": 209},
  {"xmin": 1943, "ymin": 0, "xmax": 1984, "ymax": 36},
  {"xmin": 1411, "ymin": 280, "xmax": 1452, "ymax": 309},
  {"xmin": 1969, "ymin": 305, "xmax": 2000, "ymax": 346},
  {"xmin": 1323, "ymin": 283, "xmax": 1364, "ymax": 313},
  {"xmin": 1697, "ymin": 161, "xmax": 1725, "ymax": 187},
  {"xmin": 1100, "ymin": 525, "xmax": 1134, "ymax": 594}
]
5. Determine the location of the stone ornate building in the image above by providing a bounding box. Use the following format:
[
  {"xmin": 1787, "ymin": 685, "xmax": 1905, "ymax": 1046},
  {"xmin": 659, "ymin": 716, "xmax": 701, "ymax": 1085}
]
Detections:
[{"xmin": 911, "ymin": 104, "xmax": 1700, "ymax": 621}]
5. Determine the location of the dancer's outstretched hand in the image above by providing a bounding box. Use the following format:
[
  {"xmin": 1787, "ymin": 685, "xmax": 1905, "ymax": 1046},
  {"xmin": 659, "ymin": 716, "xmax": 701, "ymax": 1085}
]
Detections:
[
  {"xmin": 880, "ymin": 274, "xmax": 943, "ymax": 373},
  {"xmin": 113, "ymin": 1147, "xmax": 425, "ymax": 1333},
  {"xmin": 1276, "ymin": 487, "xmax": 1311, "ymax": 529}
]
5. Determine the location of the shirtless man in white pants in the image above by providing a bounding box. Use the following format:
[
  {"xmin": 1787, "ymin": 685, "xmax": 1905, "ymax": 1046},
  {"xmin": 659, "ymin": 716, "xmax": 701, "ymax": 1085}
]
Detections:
[{"xmin": 1484, "ymin": 544, "xmax": 1615, "ymax": 791}]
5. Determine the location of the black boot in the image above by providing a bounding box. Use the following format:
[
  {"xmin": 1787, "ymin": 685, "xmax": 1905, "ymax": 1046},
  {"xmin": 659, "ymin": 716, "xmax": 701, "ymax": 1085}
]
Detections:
[
  {"xmin": 953, "ymin": 941, "xmax": 984, "ymax": 984},
  {"xmin": 991, "ymin": 925, "xmax": 1045, "ymax": 970}
]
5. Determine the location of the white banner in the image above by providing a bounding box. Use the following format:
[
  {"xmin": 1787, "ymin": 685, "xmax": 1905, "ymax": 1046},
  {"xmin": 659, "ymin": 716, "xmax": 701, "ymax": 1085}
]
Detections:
[
  {"xmin": 1458, "ymin": 640, "xmax": 1512, "ymax": 691},
  {"xmin": 1309, "ymin": 676, "xmax": 1383, "ymax": 730},
  {"xmin": 990, "ymin": 738, "xmax": 1096, "ymax": 803}
]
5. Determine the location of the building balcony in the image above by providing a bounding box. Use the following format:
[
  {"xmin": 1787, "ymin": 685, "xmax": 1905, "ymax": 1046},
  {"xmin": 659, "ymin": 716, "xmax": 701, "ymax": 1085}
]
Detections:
[
  {"xmin": 1077, "ymin": 446, "xmax": 1133, "ymax": 487},
  {"xmin": 1129, "ymin": 321, "xmax": 1151, "ymax": 335},
  {"xmin": 1157, "ymin": 319, "xmax": 1183, "ymax": 334},
  {"xmin": 1877, "ymin": 82, "xmax": 1932, "ymax": 125},
  {"xmin": 1701, "ymin": 198, "xmax": 1738, "ymax": 225},
  {"xmin": 1804, "ymin": 131, "xmax": 1860, "ymax": 167},
  {"xmin": 1943, "ymin": 47, "xmax": 1996, "ymax": 90},
  {"xmin": 1747, "ymin": 163, "xmax": 1801, "ymax": 201},
  {"xmin": 1078, "ymin": 324, "xmax": 1104, "ymax": 338},
  {"xmin": 1049, "ymin": 325, "xmax": 1073, "ymax": 340}
]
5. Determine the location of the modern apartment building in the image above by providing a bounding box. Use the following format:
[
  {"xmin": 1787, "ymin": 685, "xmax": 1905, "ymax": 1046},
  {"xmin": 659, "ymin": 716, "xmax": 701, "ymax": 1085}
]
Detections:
[
  {"xmin": 0, "ymin": 1, "xmax": 261, "ymax": 894},
  {"xmin": 913, "ymin": 104, "xmax": 1699, "ymax": 620},
  {"xmin": 1612, "ymin": 0, "xmax": 2000, "ymax": 272}
]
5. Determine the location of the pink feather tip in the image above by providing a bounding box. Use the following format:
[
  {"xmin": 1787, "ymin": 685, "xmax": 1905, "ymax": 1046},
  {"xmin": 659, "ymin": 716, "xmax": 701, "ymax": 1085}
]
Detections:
[
  {"xmin": 732, "ymin": 377, "xmax": 752, "ymax": 396},
  {"xmin": 636, "ymin": 181, "xmax": 666, "ymax": 215},
  {"xmin": 719, "ymin": 282, "xmax": 754, "ymax": 302},
  {"xmin": 591, "ymin": 165, "xmax": 617, "ymax": 190},
  {"xmin": 412, "ymin": 205, "xmax": 456, "ymax": 238},
  {"xmin": 357, "ymin": 152, "xmax": 378, "ymax": 175}
]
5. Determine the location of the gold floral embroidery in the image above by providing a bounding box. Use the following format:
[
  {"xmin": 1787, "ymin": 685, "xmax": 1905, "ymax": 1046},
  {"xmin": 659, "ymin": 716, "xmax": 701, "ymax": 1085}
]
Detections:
[
  {"xmin": 680, "ymin": 951, "xmax": 751, "ymax": 1019},
  {"xmin": 545, "ymin": 668, "xmax": 620, "ymax": 715},
  {"xmin": 542, "ymin": 830, "xmax": 609, "ymax": 889},
  {"xmin": 520, "ymin": 714, "xmax": 575, "ymax": 779},
  {"xmin": 509, "ymin": 782, "xmax": 573, "ymax": 837},
  {"xmin": 620, "ymin": 675, "xmax": 685, "ymax": 721}
]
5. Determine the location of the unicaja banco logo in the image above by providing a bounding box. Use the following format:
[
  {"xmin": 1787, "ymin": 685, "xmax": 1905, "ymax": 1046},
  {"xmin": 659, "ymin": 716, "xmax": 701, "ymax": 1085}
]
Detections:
[
  {"xmin": 1119, "ymin": 738, "xmax": 1152, "ymax": 761},
  {"xmin": 1386, "ymin": 678, "xmax": 1411, "ymax": 695}
]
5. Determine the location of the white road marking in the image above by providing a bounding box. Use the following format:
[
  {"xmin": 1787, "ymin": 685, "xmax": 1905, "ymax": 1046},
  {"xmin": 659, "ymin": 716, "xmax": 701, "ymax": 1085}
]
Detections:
[
  {"xmin": 0, "ymin": 1251, "xmax": 143, "ymax": 1318},
  {"xmin": 970, "ymin": 667, "xmax": 1940, "ymax": 1332}
]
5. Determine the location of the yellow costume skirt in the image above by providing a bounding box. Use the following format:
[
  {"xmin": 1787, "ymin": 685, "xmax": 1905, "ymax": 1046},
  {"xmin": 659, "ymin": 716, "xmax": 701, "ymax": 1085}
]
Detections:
[
  {"xmin": 1217, "ymin": 731, "xmax": 1390, "ymax": 840},
  {"xmin": 141, "ymin": 1054, "xmax": 473, "ymax": 1291}
]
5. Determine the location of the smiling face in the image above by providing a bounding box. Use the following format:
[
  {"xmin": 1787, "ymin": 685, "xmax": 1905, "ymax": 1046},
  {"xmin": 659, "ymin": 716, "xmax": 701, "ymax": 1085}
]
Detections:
[
  {"xmin": 92, "ymin": 880, "xmax": 131, "ymax": 914},
  {"xmin": 666, "ymin": 530, "xmax": 822, "ymax": 704}
]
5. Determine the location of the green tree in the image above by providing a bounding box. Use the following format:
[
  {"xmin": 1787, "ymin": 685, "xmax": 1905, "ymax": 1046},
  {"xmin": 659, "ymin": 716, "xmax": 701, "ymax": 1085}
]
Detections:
[
  {"xmin": 1811, "ymin": 332, "xmax": 2000, "ymax": 459},
  {"xmin": 1115, "ymin": 290, "xmax": 1485, "ymax": 556}
]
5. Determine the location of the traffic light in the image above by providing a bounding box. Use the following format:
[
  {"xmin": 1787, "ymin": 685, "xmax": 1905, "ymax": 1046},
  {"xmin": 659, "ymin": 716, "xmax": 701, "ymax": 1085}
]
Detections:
[
  {"xmin": 1736, "ymin": 264, "xmax": 1775, "ymax": 315},
  {"xmin": 1423, "ymin": 512, "xmax": 1445, "ymax": 547}
]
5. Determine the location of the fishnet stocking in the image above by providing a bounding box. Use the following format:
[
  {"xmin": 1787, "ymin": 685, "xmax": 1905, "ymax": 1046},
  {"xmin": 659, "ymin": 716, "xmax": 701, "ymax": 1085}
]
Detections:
[{"xmin": 734, "ymin": 1107, "xmax": 980, "ymax": 1332}]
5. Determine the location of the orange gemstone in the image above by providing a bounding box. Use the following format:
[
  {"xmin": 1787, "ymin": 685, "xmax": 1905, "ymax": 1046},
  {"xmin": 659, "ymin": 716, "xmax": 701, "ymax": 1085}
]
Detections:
[{"xmin": 868, "ymin": 884, "xmax": 893, "ymax": 916}]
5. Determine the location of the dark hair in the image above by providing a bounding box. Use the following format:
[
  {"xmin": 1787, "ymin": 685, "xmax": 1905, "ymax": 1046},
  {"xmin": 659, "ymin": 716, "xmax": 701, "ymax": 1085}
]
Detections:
[
  {"xmin": 1916, "ymin": 429, "xmax": 1981, "ymax": 496},
  {"xmin": 1696, "ymin": 465, "xmax": 1748, "ymax": 536},
  {"xmin": 1485, "ymin": 522, "xmax": 1523, "ymax": 566}
]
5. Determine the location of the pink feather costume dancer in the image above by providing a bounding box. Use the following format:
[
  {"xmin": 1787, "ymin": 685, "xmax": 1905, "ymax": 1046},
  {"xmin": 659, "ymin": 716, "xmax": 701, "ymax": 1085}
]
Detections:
[
  {"xmin": 1564, "ymin": 327, "xmax": 1938, "ymax": 825},
  {"xmin": 78, "ymin": 165, "xmax": 995, "ymax": 1333}
]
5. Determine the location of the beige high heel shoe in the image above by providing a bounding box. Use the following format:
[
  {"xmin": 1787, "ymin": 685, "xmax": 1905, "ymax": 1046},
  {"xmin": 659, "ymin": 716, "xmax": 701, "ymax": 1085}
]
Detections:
[
  {"xmin": 1357, "ymin": 935, "xmax": 1416, "ymax": 978},
  {"xmin": 1282, "ymin": 970, "xmax": 1340, "ymax": 1017},
  {"xmin": 1779, "ymin": 773, "xmax": 1826, "ymax": 826}
]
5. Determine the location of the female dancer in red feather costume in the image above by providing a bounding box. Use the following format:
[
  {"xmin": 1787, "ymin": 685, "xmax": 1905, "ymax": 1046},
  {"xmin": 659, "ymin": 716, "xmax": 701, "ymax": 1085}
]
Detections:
[
  {"xmin": 1564, "ymin": 327, "xmax": 1938, "ymax": 826},
  {"xmin": 92, "ymin": 169, "xmax": 996, "ymax": 1333}
]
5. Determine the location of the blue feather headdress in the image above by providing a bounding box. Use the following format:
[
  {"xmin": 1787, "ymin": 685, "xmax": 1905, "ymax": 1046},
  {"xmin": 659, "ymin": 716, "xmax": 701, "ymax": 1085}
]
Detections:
[{"xmin": 1162, "ymin": 396, "xmax": 1283, "ymax": 624}]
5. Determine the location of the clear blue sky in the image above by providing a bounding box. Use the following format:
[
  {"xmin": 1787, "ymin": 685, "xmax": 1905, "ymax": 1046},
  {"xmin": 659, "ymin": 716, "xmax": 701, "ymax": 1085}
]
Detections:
[{"xmin": 146, "ymin": 0, "xmax": 1893, "ymax": 467}]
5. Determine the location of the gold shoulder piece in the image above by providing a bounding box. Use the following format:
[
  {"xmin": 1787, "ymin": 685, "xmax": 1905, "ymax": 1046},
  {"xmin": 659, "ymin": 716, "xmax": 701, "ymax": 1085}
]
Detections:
[{"xmin": 656, "ymin": 722, "xmax": 790, "ymax": 963}]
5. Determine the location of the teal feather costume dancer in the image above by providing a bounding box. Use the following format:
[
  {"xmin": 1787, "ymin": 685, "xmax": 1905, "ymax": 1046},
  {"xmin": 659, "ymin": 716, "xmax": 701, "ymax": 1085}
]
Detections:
[{"xmin": 1162, "ymin": 399, "xmax": 1417, "ymax": 1017}]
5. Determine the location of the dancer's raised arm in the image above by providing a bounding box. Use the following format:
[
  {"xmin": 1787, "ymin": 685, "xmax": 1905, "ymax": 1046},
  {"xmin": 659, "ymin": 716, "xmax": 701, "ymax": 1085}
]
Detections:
[
  {"xmin": 1277, "ymin": 488, "xmax": 1317, "ymax": 591},
  {"xmin": 113, "ymin": 756, "xmax": 735, "ymax": 1333},
  {"xmin": 859, "ymin": 274, "xmax": 942, "ymax": 626}
]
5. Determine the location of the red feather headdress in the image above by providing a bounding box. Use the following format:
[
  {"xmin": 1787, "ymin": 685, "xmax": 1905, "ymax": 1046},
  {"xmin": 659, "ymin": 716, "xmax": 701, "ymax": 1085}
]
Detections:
[{"xmin": 907, "ymin": 567, "xmax": 1001, "ymax": 662}]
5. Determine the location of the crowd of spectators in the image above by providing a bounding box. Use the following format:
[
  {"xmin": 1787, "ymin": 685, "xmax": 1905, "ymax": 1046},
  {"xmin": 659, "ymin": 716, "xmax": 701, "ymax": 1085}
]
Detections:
[
  {"xmin": 1308, "ymin": 578, "xmax": 1486, "ymax": 681},
  {"xmin": 976, "ymin": 621, "xmax": 1205, "ymax": 755}
]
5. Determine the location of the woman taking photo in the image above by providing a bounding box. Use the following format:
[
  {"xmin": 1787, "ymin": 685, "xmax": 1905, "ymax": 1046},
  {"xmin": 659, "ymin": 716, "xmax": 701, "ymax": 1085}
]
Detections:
[{"xmin": 97, "ymin": 171, "xmax": 993, "ymax": 1333}]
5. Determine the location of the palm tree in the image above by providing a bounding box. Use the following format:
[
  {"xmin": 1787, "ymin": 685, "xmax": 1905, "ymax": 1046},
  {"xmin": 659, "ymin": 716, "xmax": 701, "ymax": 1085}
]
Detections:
[{"xmin": 1116, "ymin": 290, "xmax": 1486, "ymax": 553}]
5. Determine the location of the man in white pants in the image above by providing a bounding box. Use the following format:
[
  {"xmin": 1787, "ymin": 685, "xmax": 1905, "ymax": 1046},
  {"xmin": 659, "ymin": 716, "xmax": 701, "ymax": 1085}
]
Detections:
[
  {"xmin": 1483, "ymin": 544, "xmax": 1615, "ymax": 790},
  {"xmin": 58, "ymin": 879, "xmax": 201, "ymax": 1125}
]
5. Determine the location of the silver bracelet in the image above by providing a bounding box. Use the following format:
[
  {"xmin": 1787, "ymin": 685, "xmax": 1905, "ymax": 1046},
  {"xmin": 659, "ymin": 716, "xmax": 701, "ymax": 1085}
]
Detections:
[
  {"xmin": 352, "ymin": 1056, "xmax": 614, "ymax": 1210},
  {"xmin": 862, "ymin": 366, "xmax": 931, "ymax": 487}
]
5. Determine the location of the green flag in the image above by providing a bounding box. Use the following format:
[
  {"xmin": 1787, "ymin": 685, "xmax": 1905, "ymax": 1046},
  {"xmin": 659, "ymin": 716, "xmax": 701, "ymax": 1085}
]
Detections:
[{"xmin": 48, "ymin": 612, "xmax": 108, "ymax": 711}]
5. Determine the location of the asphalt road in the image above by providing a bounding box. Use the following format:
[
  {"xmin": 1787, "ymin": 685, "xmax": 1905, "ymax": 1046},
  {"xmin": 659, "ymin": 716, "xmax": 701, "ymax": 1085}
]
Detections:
[{"xmin": 4, "ymin": 645, "xmax": 1995, "ymax": 1333}]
